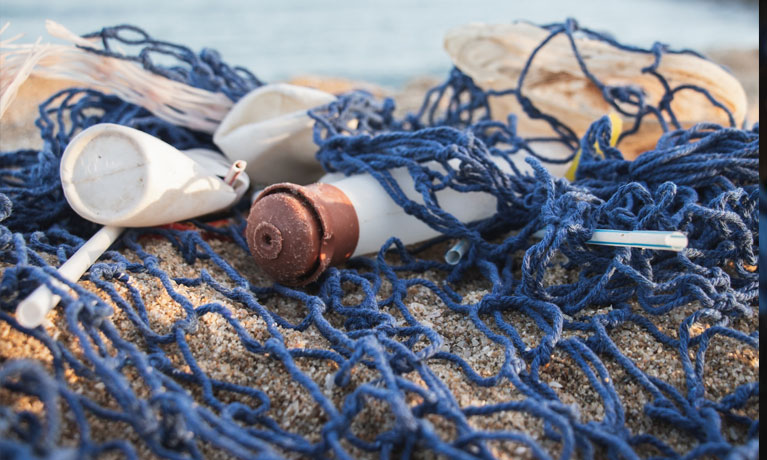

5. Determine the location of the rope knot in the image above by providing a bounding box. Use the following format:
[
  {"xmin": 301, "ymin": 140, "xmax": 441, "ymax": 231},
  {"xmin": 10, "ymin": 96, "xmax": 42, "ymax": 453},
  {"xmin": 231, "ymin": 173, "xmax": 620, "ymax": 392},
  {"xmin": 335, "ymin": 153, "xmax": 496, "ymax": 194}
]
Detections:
[
  {"xmin": 77, "ymin": 298, "xmax": 113, "ymax": 328},
  {"xmin": 344, "ymin": 316, "xmax": 374, "ymax": 331},
  {"xmin": 89, "ymin": 262, "xmax": 125, "ymax": 281},
  {"xmin": 0, "ymin": 194, "xmax": 12, "ymax": 222}
]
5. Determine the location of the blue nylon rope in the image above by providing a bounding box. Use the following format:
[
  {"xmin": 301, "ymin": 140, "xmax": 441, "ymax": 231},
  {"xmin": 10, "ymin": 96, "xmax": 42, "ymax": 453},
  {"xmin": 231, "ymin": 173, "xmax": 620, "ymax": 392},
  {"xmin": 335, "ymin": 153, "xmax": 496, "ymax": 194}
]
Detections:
[{"xmin": 0, "ymin": 19, "xmax": 759, "ymax": 460}]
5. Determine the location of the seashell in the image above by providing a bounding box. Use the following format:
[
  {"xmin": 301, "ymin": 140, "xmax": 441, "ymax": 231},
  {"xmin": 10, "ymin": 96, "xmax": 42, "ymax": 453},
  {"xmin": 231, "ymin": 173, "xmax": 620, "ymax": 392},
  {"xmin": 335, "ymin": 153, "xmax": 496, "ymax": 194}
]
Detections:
[{"xmin": 444, "ymin": 22, "xmax": 748, "ymax": 159}]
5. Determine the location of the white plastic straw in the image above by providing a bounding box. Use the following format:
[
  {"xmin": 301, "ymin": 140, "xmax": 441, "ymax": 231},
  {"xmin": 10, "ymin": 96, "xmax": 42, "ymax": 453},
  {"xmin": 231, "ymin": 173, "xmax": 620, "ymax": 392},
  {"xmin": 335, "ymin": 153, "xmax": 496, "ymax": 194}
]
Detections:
[
  {"xmin": 531, "ymin": 229, "xmax": 688, "ymax": 251},
  {"xmin": 445, "ymin": 229, "xmax": 688, "ymax": 265},
  {"xmin": 445, "ymin": 238, "xmax": 470, "ymax": 265},
  {"xmin": 582, "ymin": 229, "xmax": 688, "ymax": 251},
  {"xmin": 16, "ymin": 225, "xmax": 124, "ymax": 328},
  {"xmin": 223, "ymin": 160, "xmax": 247, "ymax": 186}
]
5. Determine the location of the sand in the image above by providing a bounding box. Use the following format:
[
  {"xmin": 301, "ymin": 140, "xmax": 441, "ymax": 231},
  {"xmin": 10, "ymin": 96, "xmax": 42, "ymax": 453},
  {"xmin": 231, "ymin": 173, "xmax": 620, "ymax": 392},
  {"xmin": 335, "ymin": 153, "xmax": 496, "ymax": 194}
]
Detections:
[{"xmin": 0, "ymin": 48, "xmax": 759, "ymax": 459}]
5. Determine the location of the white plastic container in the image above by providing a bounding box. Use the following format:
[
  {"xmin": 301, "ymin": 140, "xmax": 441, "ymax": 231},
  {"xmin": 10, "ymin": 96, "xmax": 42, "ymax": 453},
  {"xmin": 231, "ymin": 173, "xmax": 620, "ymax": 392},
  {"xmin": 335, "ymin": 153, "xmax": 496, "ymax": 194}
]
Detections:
[
  {"xmin": 60, "ymin": 124, "xmax": 247, "ymax": 227},
  {"xmin": 213, "ymin": 83, "xmax": 336, "ymax": 185},
  {"xmin": 19, "ymin": 123, "xmax": 251, "ymax": 328},
  {"xmin": 245, "ymin": 139, "xmax": 578, "ymax": 286},
  {"xmin": 322, "ymin": 140, "xmax": 573, "ymax": 256}
]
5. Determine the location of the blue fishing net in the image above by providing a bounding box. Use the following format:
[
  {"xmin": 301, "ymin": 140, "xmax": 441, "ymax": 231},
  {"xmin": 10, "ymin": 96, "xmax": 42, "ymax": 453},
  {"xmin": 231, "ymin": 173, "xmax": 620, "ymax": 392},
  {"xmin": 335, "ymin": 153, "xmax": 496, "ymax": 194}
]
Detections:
[{"xmin": 0, "ymin": 19, "xmax": 759, "ymax": 460}]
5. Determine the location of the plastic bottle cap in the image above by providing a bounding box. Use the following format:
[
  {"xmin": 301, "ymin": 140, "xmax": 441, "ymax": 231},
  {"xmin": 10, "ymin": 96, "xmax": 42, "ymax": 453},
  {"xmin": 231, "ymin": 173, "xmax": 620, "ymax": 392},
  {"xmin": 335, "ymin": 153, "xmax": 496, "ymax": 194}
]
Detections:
[{"xmin": 246, "ymin": 182, "xmax": 359, "ymax": 286}]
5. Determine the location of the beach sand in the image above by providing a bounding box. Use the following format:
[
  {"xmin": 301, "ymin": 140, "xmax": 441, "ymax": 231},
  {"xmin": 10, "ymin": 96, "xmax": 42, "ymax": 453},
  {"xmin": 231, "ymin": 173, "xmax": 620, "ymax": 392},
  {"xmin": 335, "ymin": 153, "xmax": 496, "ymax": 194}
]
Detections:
[{"xmin": 0, "ymin": 49, "xmax": 759, "ymax": 459}]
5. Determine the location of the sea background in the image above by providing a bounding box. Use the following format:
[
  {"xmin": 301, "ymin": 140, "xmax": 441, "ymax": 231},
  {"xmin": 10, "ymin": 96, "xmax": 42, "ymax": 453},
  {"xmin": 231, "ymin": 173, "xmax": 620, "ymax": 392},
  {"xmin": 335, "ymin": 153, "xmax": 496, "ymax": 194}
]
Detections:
[{"xmin": 0, "ymin": 0, "xmax": 760, "ymax": 87}]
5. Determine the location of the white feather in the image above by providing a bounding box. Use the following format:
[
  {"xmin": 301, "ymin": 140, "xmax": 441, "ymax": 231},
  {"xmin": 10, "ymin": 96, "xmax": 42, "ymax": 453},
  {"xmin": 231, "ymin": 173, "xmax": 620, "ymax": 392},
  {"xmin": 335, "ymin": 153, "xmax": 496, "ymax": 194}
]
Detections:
[{"xmin": 0, "ymin": 21, "xmax": 233, "ymax": 133}]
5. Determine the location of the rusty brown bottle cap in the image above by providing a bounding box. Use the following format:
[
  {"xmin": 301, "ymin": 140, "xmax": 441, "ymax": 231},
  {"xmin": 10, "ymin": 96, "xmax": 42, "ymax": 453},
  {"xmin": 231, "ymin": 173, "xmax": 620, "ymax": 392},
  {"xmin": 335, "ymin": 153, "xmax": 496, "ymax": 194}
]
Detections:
[{"xmin": 246, "ymin": 182, "xmax": 359, "ymax": 286}]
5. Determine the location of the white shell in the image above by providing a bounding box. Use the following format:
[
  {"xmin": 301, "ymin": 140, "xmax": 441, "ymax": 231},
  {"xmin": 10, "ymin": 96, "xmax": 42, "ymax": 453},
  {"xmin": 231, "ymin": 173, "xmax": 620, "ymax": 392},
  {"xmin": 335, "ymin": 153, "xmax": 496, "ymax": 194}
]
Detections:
[
  {"xmin": 213, "ymin": 83, "xmax": 336, "ymax": 185},
  {"xmin": 444, "ymin": 22, "xmax": 748, "ymax": 159},
  {"xmin": 60, "ymin": 124, "xmax": 242, "ymax": 227}
]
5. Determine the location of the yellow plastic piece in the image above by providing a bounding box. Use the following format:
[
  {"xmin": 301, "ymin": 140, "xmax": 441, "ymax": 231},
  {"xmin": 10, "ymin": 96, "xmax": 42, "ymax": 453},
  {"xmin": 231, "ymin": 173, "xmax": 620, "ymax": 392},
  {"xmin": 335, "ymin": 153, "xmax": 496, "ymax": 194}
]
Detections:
[{"xmin": 564, "ymin": 113, "xmax": 623, "ymax": 181}]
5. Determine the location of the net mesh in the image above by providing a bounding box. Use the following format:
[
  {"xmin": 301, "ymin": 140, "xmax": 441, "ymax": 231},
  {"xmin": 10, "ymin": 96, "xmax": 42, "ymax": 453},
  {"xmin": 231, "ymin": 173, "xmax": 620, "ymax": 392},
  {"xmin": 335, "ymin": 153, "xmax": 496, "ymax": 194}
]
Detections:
[{"xmin": 0, "ymin": 19, "xmax": 759, "ymax": 460}]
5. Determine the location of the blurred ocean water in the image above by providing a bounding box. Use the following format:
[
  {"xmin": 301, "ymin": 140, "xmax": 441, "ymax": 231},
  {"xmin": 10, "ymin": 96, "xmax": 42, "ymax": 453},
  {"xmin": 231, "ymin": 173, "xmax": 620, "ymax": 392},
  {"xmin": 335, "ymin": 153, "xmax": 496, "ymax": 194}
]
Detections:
[{"xmin": 0, "ymin": 0, "xmax": 759, "ymax": 86}]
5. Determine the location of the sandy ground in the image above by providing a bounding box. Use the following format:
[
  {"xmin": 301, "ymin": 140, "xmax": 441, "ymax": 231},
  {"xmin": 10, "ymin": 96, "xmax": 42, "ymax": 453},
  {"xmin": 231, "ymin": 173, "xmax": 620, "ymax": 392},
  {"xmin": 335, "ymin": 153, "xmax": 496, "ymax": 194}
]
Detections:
[{"xmin": 0, "ymin": 48, "xmax": 759, "ymax": 459}]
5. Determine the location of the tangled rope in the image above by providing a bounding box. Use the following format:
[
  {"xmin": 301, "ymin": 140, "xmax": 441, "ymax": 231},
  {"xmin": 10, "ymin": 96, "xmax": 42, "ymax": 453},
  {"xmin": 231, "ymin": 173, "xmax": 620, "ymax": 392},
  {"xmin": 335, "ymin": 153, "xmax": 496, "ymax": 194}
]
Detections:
[{"xmin": 0, "ymin": 19, "xmax": 759, "ymax": 460}]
